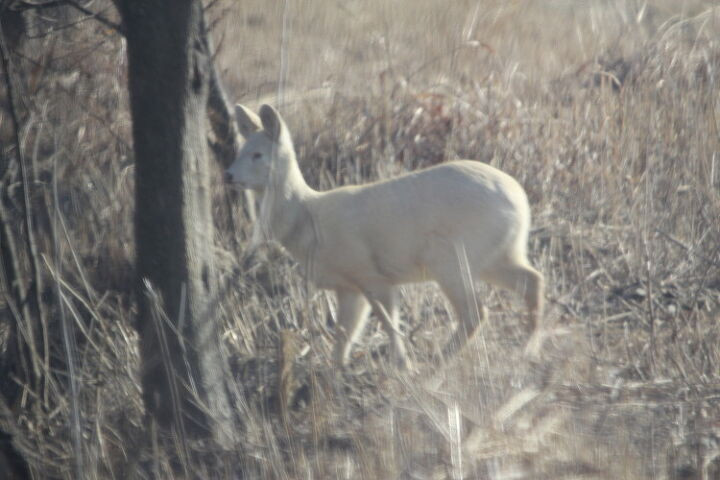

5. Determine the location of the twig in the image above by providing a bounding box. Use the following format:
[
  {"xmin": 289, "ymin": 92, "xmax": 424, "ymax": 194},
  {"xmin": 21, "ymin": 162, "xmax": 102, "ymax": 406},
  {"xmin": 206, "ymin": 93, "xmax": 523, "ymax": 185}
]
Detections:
[
  {"xmin": 65, "ymin": 0, "xmax": 124, "ymax": 35},
  {"xmin": 655, "ymin": 229, "xmax": 720, "ymax": 268},
  {"xmin": 0, "ymin": 5, "xmax": 49, "ymax": 396},
  {"xmin": 0, "ymin": 207, "xmax": 35, "ymax": 387},
  {"xmin": 52, "ymin": 155, "xmax": 84, "ymax": 478},
  {"xmin": 200, "ymin": 6, "xmax": 240, "ymax": 167},
  {"xmin": 13, "ymin": 0, "xmax": 125, "ymax": 35},
  {"xmin": 144, "ymin": 281, "xmax": 191, "ymax": 475}
]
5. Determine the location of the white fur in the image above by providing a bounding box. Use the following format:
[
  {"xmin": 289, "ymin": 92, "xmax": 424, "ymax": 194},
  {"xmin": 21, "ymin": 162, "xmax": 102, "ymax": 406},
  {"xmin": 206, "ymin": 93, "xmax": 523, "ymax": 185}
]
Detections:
[{"xmin": 227, "ymin": 104, "xmax": 545, "ymax": 369}]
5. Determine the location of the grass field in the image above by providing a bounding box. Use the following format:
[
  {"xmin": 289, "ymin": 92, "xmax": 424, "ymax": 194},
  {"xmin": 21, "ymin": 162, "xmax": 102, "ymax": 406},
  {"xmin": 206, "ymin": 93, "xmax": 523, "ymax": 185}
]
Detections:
[{"xmin": 2, "ymin": 0, "xmax": 720, "ymax": 478}]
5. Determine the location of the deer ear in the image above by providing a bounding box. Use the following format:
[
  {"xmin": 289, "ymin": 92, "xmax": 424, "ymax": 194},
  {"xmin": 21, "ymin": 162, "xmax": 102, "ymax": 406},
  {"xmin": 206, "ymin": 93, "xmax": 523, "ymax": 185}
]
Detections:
[
  {"xmin": 259, "ymin": 104, "xmax": 284, "ymax": 142},
  {"xmin": 235, "ymin": 104, "xmax": 262, "ymax": 139}
]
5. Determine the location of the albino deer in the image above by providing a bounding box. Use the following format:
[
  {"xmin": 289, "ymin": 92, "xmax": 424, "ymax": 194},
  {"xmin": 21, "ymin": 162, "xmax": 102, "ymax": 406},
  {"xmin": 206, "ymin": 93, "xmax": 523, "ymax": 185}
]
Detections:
[{"xmin": 226, "ymin": 104, "xmax": 545, "ymax": 370}]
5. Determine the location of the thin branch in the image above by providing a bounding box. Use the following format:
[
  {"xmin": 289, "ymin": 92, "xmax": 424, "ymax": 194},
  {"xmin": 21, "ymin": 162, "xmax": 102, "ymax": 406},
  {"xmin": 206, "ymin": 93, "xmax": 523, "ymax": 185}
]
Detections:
[
  {"xmin": 10, "ymin": 0, "xmax": 66, "ymax": 10},
  {"xmin": 204, "ymin": 0, "xmax": 222, "ymax": 14},
  {"xmin": 0, "ymin": 7, "xmax": 49, "ymax": 392},
  {"xmin": 64, "ymin": 0, "xmax": 124, "ymax": 35},
  {"xmin": 13, "ymin": 0, "xmax": 125, "ymax": 36},
  {"xmin": 52, "ymin": 155, "xmax": 84, "ymax": 478},
  {"xmin": 200, "ymin": 7, "xmax": 240, "ymax": 167}
]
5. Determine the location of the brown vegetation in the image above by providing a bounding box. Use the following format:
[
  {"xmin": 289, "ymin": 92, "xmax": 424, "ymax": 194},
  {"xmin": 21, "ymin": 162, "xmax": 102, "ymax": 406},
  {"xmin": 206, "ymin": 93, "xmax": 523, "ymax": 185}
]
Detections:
[{"xmin": 0, "ymin": 0, "xmax": 719, "ymax": 478}]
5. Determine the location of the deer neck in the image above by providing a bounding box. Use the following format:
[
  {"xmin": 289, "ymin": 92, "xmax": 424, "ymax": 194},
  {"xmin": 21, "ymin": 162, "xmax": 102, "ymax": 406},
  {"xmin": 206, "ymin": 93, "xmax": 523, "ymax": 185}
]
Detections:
[{"xmin": 261, "ymin": 151, "xmax": 316, "ymax": 252}]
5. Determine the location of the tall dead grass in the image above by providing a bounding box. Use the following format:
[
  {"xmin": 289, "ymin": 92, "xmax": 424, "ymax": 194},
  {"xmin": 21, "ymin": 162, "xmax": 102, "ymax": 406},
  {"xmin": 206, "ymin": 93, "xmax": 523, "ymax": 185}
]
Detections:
[{"xmin": 0, "ymin": 0, "xmax": 718, "ymax": 478}]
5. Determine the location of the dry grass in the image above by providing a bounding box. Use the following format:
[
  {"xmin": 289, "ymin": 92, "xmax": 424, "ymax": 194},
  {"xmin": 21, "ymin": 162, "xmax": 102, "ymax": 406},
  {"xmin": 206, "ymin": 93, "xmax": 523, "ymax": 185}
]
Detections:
[{"xmin": 2, "ymin": 0, "xmax": 720, "ymax": 478}]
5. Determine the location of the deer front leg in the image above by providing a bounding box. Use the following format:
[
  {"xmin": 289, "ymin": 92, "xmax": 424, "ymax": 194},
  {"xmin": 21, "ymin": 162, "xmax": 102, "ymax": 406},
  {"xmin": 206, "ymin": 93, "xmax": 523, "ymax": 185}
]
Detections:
[
  {"xmin": 332, "ymin": 289, "xmax": 371, "ymax": 369},
  {"xmin": 365, "ymin": 287, "xmax": 411, "ymax": 371}
]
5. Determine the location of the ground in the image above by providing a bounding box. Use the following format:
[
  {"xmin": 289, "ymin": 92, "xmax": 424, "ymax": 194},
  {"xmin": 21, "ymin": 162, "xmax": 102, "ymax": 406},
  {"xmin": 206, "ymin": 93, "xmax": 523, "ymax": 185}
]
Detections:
[{"xmin": 1, "ymin": 0, "xmax": 719, "ymax": 478}]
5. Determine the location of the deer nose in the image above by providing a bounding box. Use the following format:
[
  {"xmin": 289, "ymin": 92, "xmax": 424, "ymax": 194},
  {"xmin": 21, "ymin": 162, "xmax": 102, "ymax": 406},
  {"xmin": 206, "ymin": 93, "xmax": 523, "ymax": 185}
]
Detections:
[{"xmin": 224, "ymin": 171, "xmax": 233, "ymax": 184}]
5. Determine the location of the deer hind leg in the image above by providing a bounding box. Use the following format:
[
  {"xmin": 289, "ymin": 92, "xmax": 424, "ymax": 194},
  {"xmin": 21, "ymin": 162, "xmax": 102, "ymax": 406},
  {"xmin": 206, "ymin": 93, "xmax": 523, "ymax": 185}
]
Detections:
[
  {"xmin": 482, "ymin": 261, "xmax": 545, "ymax": 356},
  {"xmin": 435, "ymin": 272, "xmax": 488, "ymax": 361},
  {"xmin": 363, "ymin": 287, "xmax": 411, "ymax": 370},
  {"xmin": 333, "ymin": 290, "xmax": 371, "ymax": 368}
]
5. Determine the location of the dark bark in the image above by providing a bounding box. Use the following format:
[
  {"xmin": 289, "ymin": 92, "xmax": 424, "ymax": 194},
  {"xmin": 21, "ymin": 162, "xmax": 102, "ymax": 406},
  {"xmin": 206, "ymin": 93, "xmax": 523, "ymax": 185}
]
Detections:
[
  {"xmin": 0, "ymin": 431, "xmax": 30, "ymax": 480},
  {"xmin": 117, "ymin": 0, "xmax": 238, "ymax": 447},
  {"xmin": 0, "ymin": 3, "xmax": 25, "ymax": 52}
]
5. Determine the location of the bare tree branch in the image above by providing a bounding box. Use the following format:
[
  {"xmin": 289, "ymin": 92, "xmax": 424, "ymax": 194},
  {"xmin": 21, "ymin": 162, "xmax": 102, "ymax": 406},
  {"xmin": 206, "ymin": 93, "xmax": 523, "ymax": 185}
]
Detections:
[
  {"xmin": 199, "ymin": 7, "xmax": 240, "ymax": 167},
  {"xmin": 12, "ymin": 0, "xmax": 124, "ymax": 35}
]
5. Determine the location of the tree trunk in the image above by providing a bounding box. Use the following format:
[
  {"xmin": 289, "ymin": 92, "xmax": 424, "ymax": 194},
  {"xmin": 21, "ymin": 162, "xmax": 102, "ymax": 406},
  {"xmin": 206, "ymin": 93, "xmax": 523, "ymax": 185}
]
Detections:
[{"xmin": 117, "ymin": 0, "xmax": 238, "ymax": 447}]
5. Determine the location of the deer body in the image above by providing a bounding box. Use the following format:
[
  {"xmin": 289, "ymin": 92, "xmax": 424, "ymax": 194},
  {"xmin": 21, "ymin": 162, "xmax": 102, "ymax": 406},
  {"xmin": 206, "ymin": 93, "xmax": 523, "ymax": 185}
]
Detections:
[{"xmin": 227, "ymin": 104, "xmax": 545, "ymax": 369}]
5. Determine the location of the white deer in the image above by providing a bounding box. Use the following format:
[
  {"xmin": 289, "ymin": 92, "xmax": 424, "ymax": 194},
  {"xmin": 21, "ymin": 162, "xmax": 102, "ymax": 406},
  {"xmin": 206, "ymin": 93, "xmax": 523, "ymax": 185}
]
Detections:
[{"xmin": 226, "ymin": 104, "xmax": 545, "ymax": 370}]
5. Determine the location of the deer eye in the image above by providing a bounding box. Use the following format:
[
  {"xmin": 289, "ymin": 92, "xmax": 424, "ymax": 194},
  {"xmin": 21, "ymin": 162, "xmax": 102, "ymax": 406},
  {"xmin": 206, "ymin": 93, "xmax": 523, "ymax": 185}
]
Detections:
[{"xmin": 252, "ymin": 152, "xmax": 262, "ymax": 160}]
